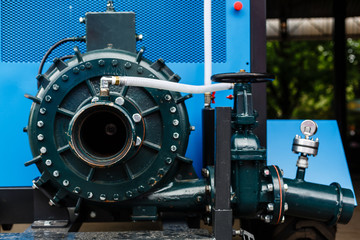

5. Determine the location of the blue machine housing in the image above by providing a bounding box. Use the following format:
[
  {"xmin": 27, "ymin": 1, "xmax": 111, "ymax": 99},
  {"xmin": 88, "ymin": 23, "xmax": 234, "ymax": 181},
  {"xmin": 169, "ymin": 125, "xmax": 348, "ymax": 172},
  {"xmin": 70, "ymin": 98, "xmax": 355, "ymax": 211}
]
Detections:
[{"xmin": 0, "ymin": 0, "xmax": 354, "ymax": 201}]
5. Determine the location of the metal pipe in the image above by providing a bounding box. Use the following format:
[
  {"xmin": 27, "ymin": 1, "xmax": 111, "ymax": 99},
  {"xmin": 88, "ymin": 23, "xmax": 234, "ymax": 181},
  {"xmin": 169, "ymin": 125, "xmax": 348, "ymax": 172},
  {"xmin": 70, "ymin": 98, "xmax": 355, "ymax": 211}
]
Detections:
[{"xmin": 284, "ymin": 178, "xmax": 354, "ymax": 225}]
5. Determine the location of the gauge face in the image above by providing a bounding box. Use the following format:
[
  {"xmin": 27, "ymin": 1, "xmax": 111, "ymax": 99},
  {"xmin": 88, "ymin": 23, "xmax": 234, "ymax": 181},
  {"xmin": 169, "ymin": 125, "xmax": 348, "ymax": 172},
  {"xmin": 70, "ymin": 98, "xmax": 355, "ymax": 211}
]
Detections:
[{"xmin": 27, "ymin": 49, "xmax": 191, "ymax": 204}]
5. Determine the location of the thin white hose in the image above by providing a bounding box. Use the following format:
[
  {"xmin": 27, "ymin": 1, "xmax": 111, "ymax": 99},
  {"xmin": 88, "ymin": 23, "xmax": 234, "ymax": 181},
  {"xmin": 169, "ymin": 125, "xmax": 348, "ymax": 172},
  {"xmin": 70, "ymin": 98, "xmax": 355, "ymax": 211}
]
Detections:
[
  {"xmin": 101, "ymin": 76, "xmax": 233, "ymax": 94},
  {"xmin": 204, "ymin": 0, "xmax": 212, "ymax": 86}
]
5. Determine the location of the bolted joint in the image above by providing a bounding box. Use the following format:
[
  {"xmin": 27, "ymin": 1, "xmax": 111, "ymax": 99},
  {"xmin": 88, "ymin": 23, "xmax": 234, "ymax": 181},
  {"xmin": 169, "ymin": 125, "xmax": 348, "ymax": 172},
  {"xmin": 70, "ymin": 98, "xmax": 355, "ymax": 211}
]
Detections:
[{"xmin": 201, "ymin": 168, "xmax": 210, "ymax": 178}]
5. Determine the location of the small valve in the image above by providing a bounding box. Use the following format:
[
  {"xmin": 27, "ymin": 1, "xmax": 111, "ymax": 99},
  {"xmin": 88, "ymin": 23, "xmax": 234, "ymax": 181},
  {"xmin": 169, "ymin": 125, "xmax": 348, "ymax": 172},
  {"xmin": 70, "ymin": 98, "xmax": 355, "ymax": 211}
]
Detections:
[{"xmin": 292, "ymin": 120, "xmax": 319, "ymax": 157}]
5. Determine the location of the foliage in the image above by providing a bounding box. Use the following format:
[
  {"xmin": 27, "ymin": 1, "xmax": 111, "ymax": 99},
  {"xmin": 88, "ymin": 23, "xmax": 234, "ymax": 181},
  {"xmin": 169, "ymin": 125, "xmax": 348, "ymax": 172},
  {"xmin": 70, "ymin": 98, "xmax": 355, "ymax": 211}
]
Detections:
[{"xmin": 266, "ymin": 40, "xmax": 335, "ymax": 119}]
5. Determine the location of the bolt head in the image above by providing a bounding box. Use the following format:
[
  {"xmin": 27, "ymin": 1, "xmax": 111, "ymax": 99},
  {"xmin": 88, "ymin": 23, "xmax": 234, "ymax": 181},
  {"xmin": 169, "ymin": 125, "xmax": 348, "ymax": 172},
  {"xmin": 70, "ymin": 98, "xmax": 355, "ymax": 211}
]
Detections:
[
  {"xmin": 87, "ymin": 192, "xmax": 93, "ymax": 199},
  {"xmin": 196, "ymin": 196, "xmax": 203, "ymax": 203},
  {"xmin": 267, "ymin": 203, "xmax": 274, "ymax": 212},
  {"xmin": 170, "ymin": 145, "xmax": 177, "ymax": 152},
  {"xmin": 267, "ymin": 183, "xmax": 274, "ymax": 192},
  {"xmin": 40, "ymin": 108, "xmax": 46, "ymax": 115},
  {"xmin": 37, "ymin": 121, "xmax": 44, "ymax": 128},
  {"xmin": 40, "ymin": 147, "xmax": 47, "ymax": 154},
  {"xmin": 37, "ymin": 134, "xmax": 44, "ymax": 141},
  {"xmin": 172, "ymin": 119, "xmax": 179, "ymax": 126},
  {"xmin": 284, "ymin": 202, "xmax": 289, "ymax": 212},
  {"xmin": 135, "ymin": 136, "xmax": 142, "ymax": 146},
  {"xmin": 126, "ymin": 191, "xmax": 133, "ymax": 198},
  {"xmin": 264, "ymin": 215, "xmax": 272, "ymax": 223},
  {"xmin": 201, "ymin": 168, "xmax": 210, "ymax": 178},
  {"xmin": 284, "ymin": 183, "xmax": 289, "ymax": 191},
  {"xmin": 190, "ymin": 126, "xmax": 195, "ymax": 131},
  {"xmin": 52, "ymin": 84, "xmax": 59, "ymax": 91},
  {"xmin": 98, "ymin": 59, "xmax": 105, "ymax": 66},
  {"xmin": 281, "ymin": 216, "xmax": 285, "ymax": 223},
  {"xmin": 205, "ymin": 185, "xmax": 211, "ymax": 194},
  {"xmin": 62, "ymin": 75, "xmax": 69, "ymax": 81},
  {"xmin": 45, "ymin": 95, "xmax": 52, "ymax": 102},
  {"xmin": 164, "ymin": 94, "xmax": 172, "ymax": 101},
  {"xmin": 73, "ymin": 187, "xmax": 81, "ymax": 194},
  {"xmin": 263, "ymin": 169, "xmax": 270, "ymax": 177},
  {"xmin": 132, "ymin": 113, "xmax": 142, "ymax": 123},
  {"xmin": 206, "ymin": 205, "xmax": 212, "ymax": 213},
  {"xmin": 113, "ymin": 194, "xmax": 120, "ymax": 200},
  {"xmin": 45, "ymin": 159, "xmax": 52, "ymax": 166},
  {"xmin": 165, "ymin": 157, "xmax": 172, "ymax": 165},
  {"xmin": 173, "ymin": 132, "xmax": 179, "ymax": 139},
  {"xmin": 112, "ymin": 60, "xmax": 119, "ymax": 66},
  {"xmin": 170, "ymin": 107, "xmax": 177, "ymax": 113},
  {"xmin": 63, "ymin": 180, "xmax": 69, "ymax": 186},
  {"xmin": 90, "ymin": 211, "xmax": 96, "ymax": 218},
  {"xmin": 115, "ymin": 97, "xmax": 125, "ymax": 106},
  {"xmin": 99, "ymin": 194, "xmax": 106, "ymax": 201},
  {"xmin": 91, "ymin": 97, "xmax": 99, "ymax": 103}
]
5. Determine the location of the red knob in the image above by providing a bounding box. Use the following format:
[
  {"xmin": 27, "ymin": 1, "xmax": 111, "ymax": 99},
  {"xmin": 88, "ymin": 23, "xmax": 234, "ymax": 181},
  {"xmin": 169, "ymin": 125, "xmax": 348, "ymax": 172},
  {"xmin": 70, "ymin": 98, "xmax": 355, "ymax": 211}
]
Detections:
[{"xmin": 234, "ymin": 1, "xmax": 243, "ymax": 11}]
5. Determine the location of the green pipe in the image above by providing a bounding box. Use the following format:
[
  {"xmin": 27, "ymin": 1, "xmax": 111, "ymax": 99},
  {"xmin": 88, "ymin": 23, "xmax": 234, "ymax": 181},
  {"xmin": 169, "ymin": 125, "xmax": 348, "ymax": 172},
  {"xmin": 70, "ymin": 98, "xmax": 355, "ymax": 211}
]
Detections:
[{"xmin": 284, "ymin": 178, "xmax": 354, "ymax": 224}]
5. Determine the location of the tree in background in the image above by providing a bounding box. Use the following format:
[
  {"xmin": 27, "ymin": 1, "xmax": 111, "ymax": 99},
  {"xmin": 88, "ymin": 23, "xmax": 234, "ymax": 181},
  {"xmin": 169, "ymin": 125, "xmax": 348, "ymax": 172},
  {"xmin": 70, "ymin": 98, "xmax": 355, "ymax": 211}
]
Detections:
[{"xmin": 266, "ymin": 40, "xmax": 335, "ymax": 119}]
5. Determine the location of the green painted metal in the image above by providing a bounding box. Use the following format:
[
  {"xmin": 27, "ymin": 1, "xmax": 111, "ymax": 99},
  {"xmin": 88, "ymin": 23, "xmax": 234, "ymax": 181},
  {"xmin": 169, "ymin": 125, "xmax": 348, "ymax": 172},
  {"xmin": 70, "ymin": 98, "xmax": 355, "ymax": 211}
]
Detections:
[{"xmin": 27, "ymin": 48, "xmax": 192, "ymax": 204}]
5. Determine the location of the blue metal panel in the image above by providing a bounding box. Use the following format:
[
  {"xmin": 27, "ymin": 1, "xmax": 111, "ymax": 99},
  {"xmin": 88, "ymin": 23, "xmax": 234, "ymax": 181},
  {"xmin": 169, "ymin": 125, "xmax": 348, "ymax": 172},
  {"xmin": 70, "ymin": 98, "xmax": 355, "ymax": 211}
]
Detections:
[
  {"xmin": 267, "ymin": 120, "xmax": 355, "ymax": 196},
  {"xmin": 0, "ymin": 0, "xmax": 247, "ymax": 186}
]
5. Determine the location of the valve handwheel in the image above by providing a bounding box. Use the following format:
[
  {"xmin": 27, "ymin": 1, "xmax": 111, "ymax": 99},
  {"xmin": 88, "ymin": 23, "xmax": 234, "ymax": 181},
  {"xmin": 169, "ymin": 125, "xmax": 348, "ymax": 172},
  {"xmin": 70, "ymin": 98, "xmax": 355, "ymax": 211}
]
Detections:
[{"xmin": 211, "ymin": 71, "xmax": 275, "ymax": 83}]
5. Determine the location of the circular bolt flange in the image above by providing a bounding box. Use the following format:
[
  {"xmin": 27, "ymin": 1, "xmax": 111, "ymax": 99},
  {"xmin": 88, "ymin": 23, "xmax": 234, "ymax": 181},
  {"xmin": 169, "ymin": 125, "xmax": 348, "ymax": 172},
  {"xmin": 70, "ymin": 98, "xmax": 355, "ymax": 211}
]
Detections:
[
  {"xmin": 53, "ymin": 170, "xmax": 59, "ymax": 178},
  {"xmin": 63, "ymin": 180, "xmax": 69, "ymax": 187},
  {"xmin": 172, "ymin": 119, "xmax": 179, "ymax": 126},
  {"xmin": 40, "ymin": 108, "xmax": 46, "ymax": 115},
  {"xmin": 170, "ymin": 107, "xmax": 177, "ymax": 113},
  {"xmin": 40, "ymin": 147, "xmax": 47, "ymax": 154},
  {"xmin": 37, "ymin": 134, "xmax": 44, "ymax": 141},
  {"xmin": 37, "ymin": 121, "xmax": 44, "ymax": 128},
  {"xmin": 115, "ymin": 97, "xmax": 125, "ymax": 106},
  {"xmin": 132, "ymin": 113, "xmax": 142, "ymax": 123},
  {"xmin": 45, "ymin": 159, "xmax": 52, "ymax": 166},
  {"xmin": 173, "ymin": 132, "xmax": 179, "ymax": 139},
  {"xmin": 164, "ymin": 94, "xmax": 172, "ymax": 101},
  {"xmin": 87, "ymin": 192, "xmax": 93, "ymax": 199}
]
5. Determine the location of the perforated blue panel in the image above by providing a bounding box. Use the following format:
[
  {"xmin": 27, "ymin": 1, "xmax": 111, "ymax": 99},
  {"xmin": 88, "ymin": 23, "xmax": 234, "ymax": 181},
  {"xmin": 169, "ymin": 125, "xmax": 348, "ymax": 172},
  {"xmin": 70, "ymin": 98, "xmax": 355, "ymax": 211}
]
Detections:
[{"xmin": 1, "ymin": 0, "xmax": 225, "ymax": 63}]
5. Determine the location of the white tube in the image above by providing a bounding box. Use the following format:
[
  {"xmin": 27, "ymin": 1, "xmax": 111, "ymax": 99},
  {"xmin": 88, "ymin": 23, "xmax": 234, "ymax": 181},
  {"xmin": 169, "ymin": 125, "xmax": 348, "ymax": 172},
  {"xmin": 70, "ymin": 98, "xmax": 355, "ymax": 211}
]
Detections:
[
  {"xmin": 204, "ymin": 0, "xmax": 212, "ymax": 86},
  {"xmin": 100, "ymin": 76, "xmax": 233, "ymax": 94}
]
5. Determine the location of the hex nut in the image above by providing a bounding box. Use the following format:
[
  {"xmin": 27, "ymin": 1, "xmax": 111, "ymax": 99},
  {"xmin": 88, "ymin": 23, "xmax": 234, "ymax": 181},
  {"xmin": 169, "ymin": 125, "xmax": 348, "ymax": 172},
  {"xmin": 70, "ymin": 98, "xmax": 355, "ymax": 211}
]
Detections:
[{"xmin": 132, "ymin": 113, "xmax": 142, "ymax": 123}]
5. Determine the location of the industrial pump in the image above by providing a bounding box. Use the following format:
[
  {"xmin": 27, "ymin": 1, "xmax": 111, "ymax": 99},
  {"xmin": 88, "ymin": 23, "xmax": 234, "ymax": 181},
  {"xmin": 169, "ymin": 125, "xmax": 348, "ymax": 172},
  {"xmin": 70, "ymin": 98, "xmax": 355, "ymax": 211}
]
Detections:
[{"xmin": 24, "ymin": 2, "xmax": 355, "ymax": 239}]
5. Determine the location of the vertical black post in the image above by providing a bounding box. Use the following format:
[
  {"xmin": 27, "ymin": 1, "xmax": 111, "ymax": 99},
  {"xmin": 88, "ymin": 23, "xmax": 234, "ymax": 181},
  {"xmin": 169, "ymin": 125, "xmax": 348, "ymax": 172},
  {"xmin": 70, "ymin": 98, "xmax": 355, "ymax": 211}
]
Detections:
[
  {"xmin": 213, "ymin": 107, "xmax": 232, "ymax": 240},
  {"xmin": 333, "ymin": 0, "xmax": 347, "ymax": 146},
  {"xmin": 251, "ymin": 0, "xmax": 267, "ymax": 147},
  {"xmin": 202, "ymin": 108, "xmax": 215, "ymax": 167}
]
